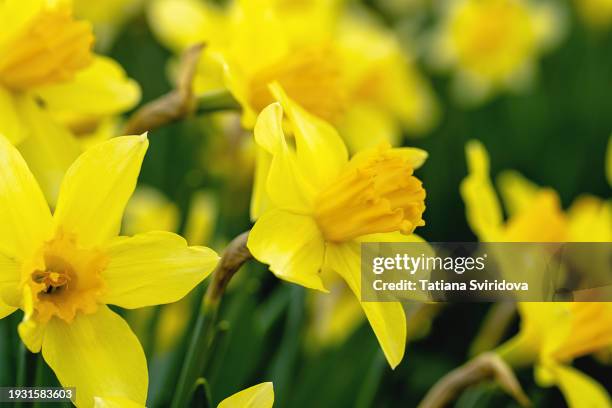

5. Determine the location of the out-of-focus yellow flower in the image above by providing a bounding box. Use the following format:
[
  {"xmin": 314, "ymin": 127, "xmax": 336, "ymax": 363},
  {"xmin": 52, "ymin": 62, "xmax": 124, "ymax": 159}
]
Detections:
[
  {"xmin": 0, "ymin": 134, "xmax": 219, "ymax": 407},
  {"xmin": 247, "ymin": 84, "xmax": 428, "ymax": 368},
  {"xmin": 0, "ymin": 0, "xmax": 140, "ymax": 203},
  {"xmin": 461, "ymin": 140, "xmax": 611, "ymax": 242},
  {"xmin": 148, "ymin": 0, "xmax": 437, "ymax": 151},
  {"xmin": 430, "ymin": 0, "xmax": 564, "ymax": 104},
  {"xmin": 218, "ymin": 382, "xmax": 274, "ymax": 408},
  {"xmin": 498, "ymin": 303, "xmax": 612, "ymax": 407},
  {"xmin": 461, "ymin": 140, "xmax": 612, "ymax": 406},
  {"xmin": 73, "ymin": 0, "xmax": 147, "ymax": 49},
  {"xmin": 574, "ymin": 0, "xmax": 612, "ymax": 30},
  {"xmin": 94, "ymin": 396, "xmax": 144, "ymax": 408}
]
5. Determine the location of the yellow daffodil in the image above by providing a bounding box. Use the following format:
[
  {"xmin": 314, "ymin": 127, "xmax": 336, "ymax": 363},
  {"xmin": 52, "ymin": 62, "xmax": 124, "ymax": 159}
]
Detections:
[
  {"xmin": 148, "ymin": 0, "xmax": 437, "ymax": 151},
  {"xmin": 218, "ymin": 382, "xmax": 274, "ymax": 408},
  {"xmin": 247, "ymin": 84, "xmax": 428, "ymax": 368},
  {"xmin": 123, "ymin": 186, "xmax": 180, "ymax": 237},
  {"xmin": 0, "ymin": 0, "xmax": 140, "ymax": 203},
  {"xmin": 461, "ymin": 140, "xmax": 612, "ymax": 406},
  {"xmin": 461, "ymin": 139, "xmax": 611, "ymax": 242},
  {"xmin": 498, "ymin": 303, "xmax": 612, "ymax": 407},
  {"xmin": 574, "ymin": 0, "xmax": 612, "ymax": 30},
  {"xmin": 0, "ymin": 134, "xmax": 219, "ymax": 407},
  {"xmin": 430, "ymin": 0, "xmax": 564, "ymax": 104}
]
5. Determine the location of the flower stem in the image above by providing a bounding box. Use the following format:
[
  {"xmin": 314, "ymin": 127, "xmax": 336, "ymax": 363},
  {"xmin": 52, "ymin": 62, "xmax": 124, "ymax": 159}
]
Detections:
[
  {"xmin": 195, "ymin": 90, "xmax": 240, "ymax": 115},
  {"xmin": 171, "ymin": 231, "xmax": 252, "ymax": 408}
]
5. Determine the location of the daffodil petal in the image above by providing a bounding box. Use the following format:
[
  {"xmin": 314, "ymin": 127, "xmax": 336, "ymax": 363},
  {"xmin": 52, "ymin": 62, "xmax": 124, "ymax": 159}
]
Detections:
[
  {"xmin": 102, "ymin": 231, "xmax": 218, "ymax": 309},
  {"xmin": 148, "ymin": 0, "xmax": 219, "ymax": 52},
  {"xmin": 0, "ymin": 87, "xmax": 26, "ymax": 144},
  {"xmin": 0, "ymin": 134, "xmax": 52, "ymax": 260},
  {"xmin": 42, "ymin": 306, "xmax": 148, "ymax": 407},
  {"xmin": 15, "ymin": 96, "xmax": 81, "ymax": 206},
  {"xmin": 247, "ymin": 209, "xmax": 327, "ymax": 291},
  {"xmin": 497, "ymin": 170, "xmax": 539, "ymax": 217},
  {"xmin": 460, "ymin": 140, "xmax": 503, "ymax": 241},
  {"xmin": 540, "ymin": 364, "xmax": 612, "ymax": 408},
  {"xmin": 0, "ymin": 302, "xmax": 15, "ymax": 319},
  {"xmin": 0, "ymin": 0, "xmax": 45, "ymax": 44},
  {"xmin": 254, "ymin": 103, "xmax": 316, "ymax": 213},
  {"xmin": 53, "ymin": 135, "xmax": 148, "ymax": 248},
  {"xmin": 325, "ymin": 242, "xmax": 406, "ymax": 368},
  {"xmin": 94, "ymin": 396, "xmax": 145, "ymax": 408},
  {"xmin": 270, "ymin": 83, "xmax": 348, "ymax": 188},
  {"xmin": 218, "ymin": 382, "xmax": 274, "ymax": 408},
  {"xmin": 35, "ymin": 56, "xmax": 141, "ymax": 116}
]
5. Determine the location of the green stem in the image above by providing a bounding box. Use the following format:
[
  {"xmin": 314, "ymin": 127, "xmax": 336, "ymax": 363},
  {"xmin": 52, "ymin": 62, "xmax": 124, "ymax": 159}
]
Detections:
[
  {"xmin": 195, "ymin": 90, "xmax": 240, "ymax": 115},
  {"xmin": 171, "ymin": 231, "xmax": 251, "ymax": 408},
  {"xmin": 15, "ymin": 344, "xmax": 37, "ymax": 408}
]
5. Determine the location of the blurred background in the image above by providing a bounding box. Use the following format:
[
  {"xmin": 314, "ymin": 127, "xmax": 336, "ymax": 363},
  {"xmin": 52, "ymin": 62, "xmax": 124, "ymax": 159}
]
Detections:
[{"xmin": 1, "ymin": 0, "xmax": 611, "ymax": 406}]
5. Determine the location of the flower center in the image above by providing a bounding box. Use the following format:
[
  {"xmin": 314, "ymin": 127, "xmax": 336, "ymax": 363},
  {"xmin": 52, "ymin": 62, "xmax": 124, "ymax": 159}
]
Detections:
[
  {"xmin": 451, "ymin": 0, "xmax": 535, "ymax": 79},
  {"xmin": 0, "ymin": 7, "xmax": 94, "ymax": 91},
  {"xmin": 314, "ymin": 147, "xmax": 426, "ymax": 242},
  {"xmin": 25, "ymin": 232, "xmax": 106, "ymax": 323},
  {"xmin": 248, "ymin": 46, "xmax": 345, "ymax": 122}
]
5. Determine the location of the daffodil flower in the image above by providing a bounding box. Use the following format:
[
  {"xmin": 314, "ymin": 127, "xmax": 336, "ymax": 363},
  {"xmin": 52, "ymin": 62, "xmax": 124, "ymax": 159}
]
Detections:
[
  {"xmin": 0, "ymin": 134, "xmax": 219, "ymax": 407},
  {"xmin": 0, "ymin": 0, "xmax": 140, "ymax": 202},
  {"xmin": 148, "ymin": 0, "xmax": 437, "ymax": 151},
  {"xmin": 247, "ymin": 84, "xmax": 428, "ymax": 368},
  {"xmin": 430, "ymin": 0, "xmax": 564, "ymax": 104},
  {"xmin": 460, "ymin": 140, "xmax": 612, "ymax": 406},
  {"xmin": 498, "ymin": 303, "xmax": 612, "ymax": 407}
]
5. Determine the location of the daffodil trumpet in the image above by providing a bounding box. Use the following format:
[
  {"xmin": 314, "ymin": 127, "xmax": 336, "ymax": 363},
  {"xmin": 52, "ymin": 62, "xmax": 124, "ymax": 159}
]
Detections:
[{"xmin": 0, "ymin": 133, "xmax": 219, "ymax": 407}]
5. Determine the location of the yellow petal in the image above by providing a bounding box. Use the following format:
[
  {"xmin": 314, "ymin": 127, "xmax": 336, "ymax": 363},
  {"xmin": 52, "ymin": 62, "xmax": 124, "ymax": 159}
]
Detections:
[
  {"xmin": 94, "ymin": 396, "xmax": 145, "ymax": 408},
  {"xmin": 253, "ymin": 102, "xmax": 316, "ymax": 213},
  {"xmin": 53, "ymin": 134, "xmax": 148, "ymax": 248},
  {"xmin": 0, "ymin": 87, "xmax": 26, "ymax": 144},
  {"xmin": 35, "ymin": 56, "xmax": 141, "ymax": 117},
  {"xmin": 460, "ymin": 140, "xmax": 503, "ymax": 241},
  {"xmin": 325, "ymin": 242, "xmax": 406, "ymax": 368},
  {"xmin": 15, "ymin": 96, "xmax": 82, "ymax": 205},
  {"xmin": 148, "ymin": 0, "xmax": 221, "ymax": 52},
  {"xmin": 497, "ymin": 170, "xmax": 539, "ymax": 217},
  {"xmin": 0, "ymin": 301, "xmax": 15, "ymax": 319},
  {"xmin": 0, "ymin": 134, "xmax": 53, "ymax": 259},
  {"xmin": 102, "ymin": 231, "xmax": 219, "ymax": 309},
  {"xmin": 42, "ymin": 306, "xmax": 148, "ymax": 407},
  {"xmin": 0, "ymin": 0, "xmax": 46, "ymax": 47},
  {"xmin": 537, "ymin": 364, "xmax": 612, "ymax": 408},
  {"xmin": 270, "ymin": 83, "xmax": 348, "ymax": 189},
  {"xmin": 567, "ymin": 195, "xmax": 612, "ymax": 242},
  {"xmin": 17, "ymin": 286, "xmax": 45, "ymax": 352},
  {"xmin": 218, "ymin": 382, "xmax": 274, "ymax": 408},
  {"xmin": 247, "ymin": 209, "xmax": 327, "ymax": 291}
]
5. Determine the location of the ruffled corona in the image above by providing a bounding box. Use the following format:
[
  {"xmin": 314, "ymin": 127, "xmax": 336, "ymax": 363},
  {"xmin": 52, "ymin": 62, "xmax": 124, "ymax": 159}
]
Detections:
[
  {"xmin": 24, "ymin": 231, "xmax": 107, "ymax": 324},
  {"xmin": 314, "ymin": 147, "xmax": 426, "ymax": 242},
  {"xmin": 0, "ymin": 7, "xmax": 94, "ymax": 91},
  {"xmin": 248, "ymin": 47, "xmax": 345, "ymax": 122}
]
